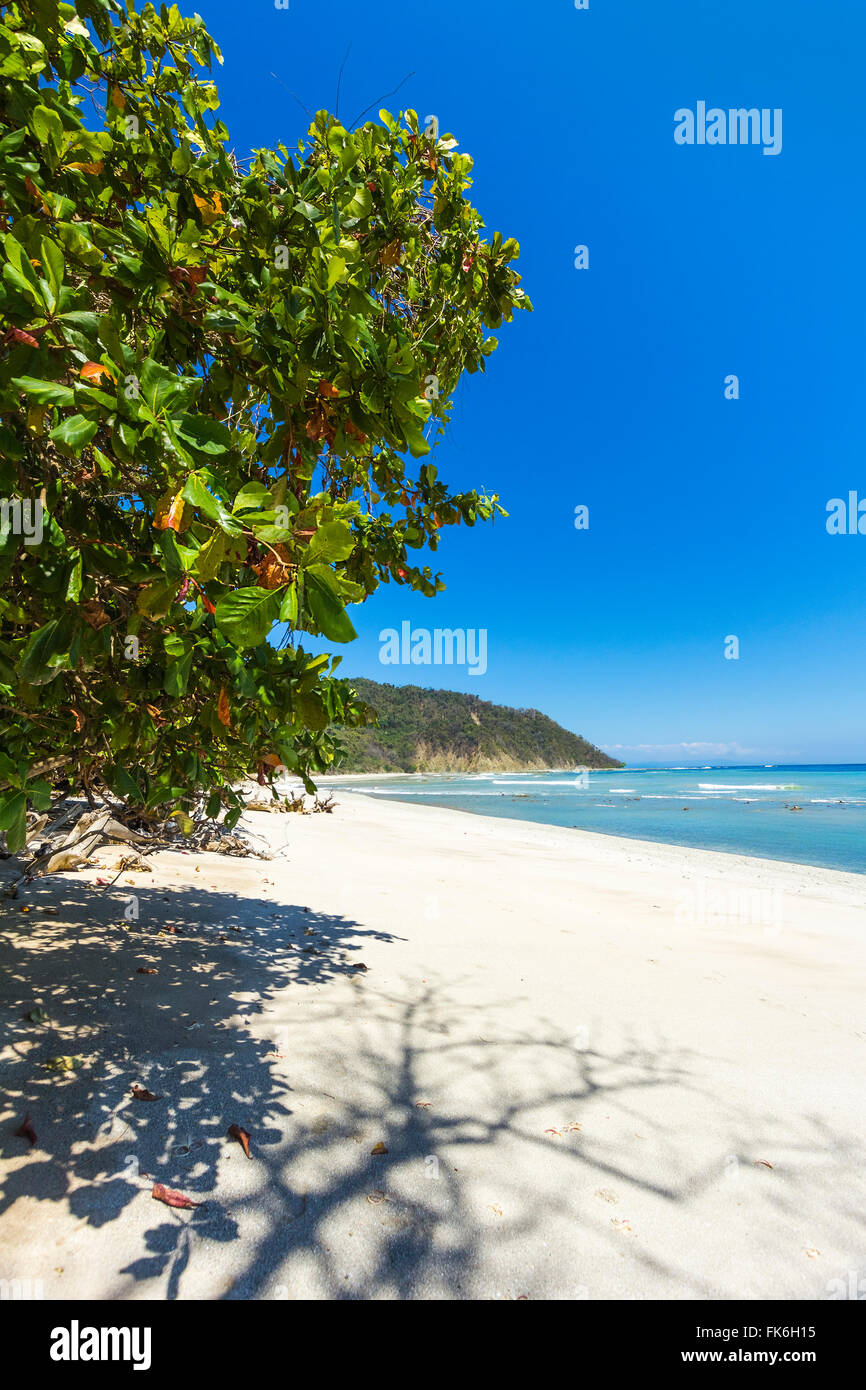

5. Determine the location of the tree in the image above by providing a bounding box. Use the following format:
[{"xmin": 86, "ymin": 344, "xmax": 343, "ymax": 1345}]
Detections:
[{"xmin": 0, "ymin": 0, "xmax": 530, "ymax": 852}]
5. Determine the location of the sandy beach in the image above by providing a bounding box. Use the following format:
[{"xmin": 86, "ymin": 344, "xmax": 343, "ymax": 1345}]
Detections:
[{"xmin": 1, "ymin": 790, "xmax": 864, "ymax": 1301}]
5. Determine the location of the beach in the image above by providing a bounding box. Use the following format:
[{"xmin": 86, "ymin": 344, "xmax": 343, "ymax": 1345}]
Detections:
[{"xmin": 1, "ymin": 790, "xmax": 864, "ymax": 1301}]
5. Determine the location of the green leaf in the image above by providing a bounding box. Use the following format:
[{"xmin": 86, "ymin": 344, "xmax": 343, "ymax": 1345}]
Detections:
[
  {"xmin": 137, "ymin": 578, "xmax": 176, "ymax": 619},
  {"xmin": 279, "ymin": 583, "xmax": 298, "ymax": 625},
  {"xmin": 182, "ymin": 472, "xmax": 242, "ymax": 531},
  {"xmin": 40, "ymin": 237, "xmax": 65, "ymax": 303},
  {"xmin": 64, "ymin": 553, "xmax": 83, "ymax": 602},
  {"xmin": 31, "ymin": 104, "xmax": 63, "ymax": 154},
  {"xmin": 140, "ymin": 358, "xmax": 195, "ymax": 416},
  {"xmin": 293, "ymin": 690, "xmax": 329, "ymax": 730},
  {"xmin": 174, "ymin": 414, "xmax": 232, "ymax": 455},
  {"xmin": 18, "ymin": 615, "xmax": 80, "ymax": 685},
  {"xmin": 305, "ymin": 565, "xmax": 357, "ymax": 643},
  {"xmin": 326, "ymin": 254, "xmax": 347, "ymax": 290},
  {"xmin": 108, "ymin": 765, "xmax": 143, "ymax": 803},
  {"xmin": 11, "ymin": 376, "xmax": 76, "ymax": 407},
  {"xmin": 194, "ymin": 528, "xmax": 229, "ymax": 581},
  {"xmin": 164, "ymin": 648, "xmax": 194, "ymax": 696},
  {"xmin": 50, "ymin": 414, "xmax": 98, "ymax": 451},
  {"xmin": 214, "ymin": 586, "xmax": 281, "ymax": 648},
  {"xmin": 0, "ymin": 790, "xmax": 27, "ymax": 854},
  {"xmin": 304, "ymin": 520, "xmax": 355, "ymax": 564}
]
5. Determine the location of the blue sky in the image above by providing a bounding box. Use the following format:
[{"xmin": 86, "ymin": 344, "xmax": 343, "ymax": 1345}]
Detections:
[{"xmin": 194, "ymin": 0, "xmax": 866, "ymax": 765}]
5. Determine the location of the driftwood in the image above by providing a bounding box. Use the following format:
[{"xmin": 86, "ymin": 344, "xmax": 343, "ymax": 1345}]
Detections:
[{"xmin": 2, "ymin": 796, "xmax": 273, "ymax": 896}]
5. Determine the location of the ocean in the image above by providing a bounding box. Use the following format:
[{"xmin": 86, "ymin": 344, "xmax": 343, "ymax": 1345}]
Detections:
[{"xmin": 328, "ymin": 765, "xmax": 866, "ymax": 875}]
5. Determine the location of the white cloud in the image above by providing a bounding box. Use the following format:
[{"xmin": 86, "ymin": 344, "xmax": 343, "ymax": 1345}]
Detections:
[{"xmin": 602, "ymin": 740, "xmax": 758, "ymax": 760}]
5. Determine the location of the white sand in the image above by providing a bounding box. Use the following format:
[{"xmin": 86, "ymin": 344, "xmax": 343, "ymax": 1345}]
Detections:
[{"xmin": 1, "ymin": 791, "xmax": 864, "ymax": 1300}]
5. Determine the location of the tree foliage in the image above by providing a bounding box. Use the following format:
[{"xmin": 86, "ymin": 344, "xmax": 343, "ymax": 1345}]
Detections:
[{"xmin": 0, "ymin": 0, "xmax": 529, "ymax": 851}]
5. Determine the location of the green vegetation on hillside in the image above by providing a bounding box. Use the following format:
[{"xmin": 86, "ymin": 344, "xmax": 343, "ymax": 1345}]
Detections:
[{"xmin": 335, "ymin": 679, "xmax": 624, "ymax": 773}]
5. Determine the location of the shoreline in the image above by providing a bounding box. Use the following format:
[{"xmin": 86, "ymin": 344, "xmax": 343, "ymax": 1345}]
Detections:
[{"xmin": 300, "ymin": 776, "xmax": 866, "ymax": 882}]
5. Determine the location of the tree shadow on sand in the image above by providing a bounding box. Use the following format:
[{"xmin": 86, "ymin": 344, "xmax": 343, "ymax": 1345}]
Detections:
[
  {"xmin": 0, "ymin": 864, "xmax": 399, "ymax": 1299},
  {"xmin": 1, "ymin": 866, "xmax": 864, "ymax": 1300}
]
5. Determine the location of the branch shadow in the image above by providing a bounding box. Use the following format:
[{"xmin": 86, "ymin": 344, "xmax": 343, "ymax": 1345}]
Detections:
[{"xmin": 1, "ymin": 863, "xmax": 864, "ymax": 1301}]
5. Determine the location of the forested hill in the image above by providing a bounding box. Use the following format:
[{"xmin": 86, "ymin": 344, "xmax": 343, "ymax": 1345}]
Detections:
[{"xmin": 335, "ymin": 679, "xmax": 625, "ymax": 773}]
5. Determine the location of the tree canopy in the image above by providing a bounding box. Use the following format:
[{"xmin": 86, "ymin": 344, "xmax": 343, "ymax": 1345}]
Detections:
[{"xmin": 0, "ymin": 0, "xmax": 529, "ymax": 852}]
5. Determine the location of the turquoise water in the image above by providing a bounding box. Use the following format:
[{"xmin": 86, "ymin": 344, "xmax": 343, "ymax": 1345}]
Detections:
[{"xmin": 332, "ymin": 766, "xmax": 866, "ymax": 874}]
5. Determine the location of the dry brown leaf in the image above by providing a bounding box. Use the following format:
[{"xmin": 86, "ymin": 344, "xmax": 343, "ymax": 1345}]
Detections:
[
  {"xmin": 151, "ymin": 1182, "xmax": 201, "ymax": 1209},
  {"xmin": 15, "ymin": 1113, "xmax": 37, "ymax": 1147},
  {"xmin": 65, "ymin": 160, "xmax": 104, "ymax": 175},
  {"xmin": 153, "ymin": 491, "xmax": 191, "ymax": 533},
  {"xmin": 379, "ymin": 239, "xmax": 401, "ymax": 268},
  {"xmin": 79, "ymin": 361, "xmax": 114, "ymax": 384},
  {"xmin": 251, "ymin": 544, "xmax": 292, "ymax": 590},
  {"xmin": 370, "ymin": 1141, "xmax": 388, "ymax": 1156},
  {"xmin": 80, "ymin": 600, "xmax": 110, "ymax": 630},
  {"xmin": 131, "ymin": 1084, "xmax": 160, "ymax": 1102},
  {"xmin": 227, "ymin": 1123, "xmax": 252, "ymax": 1158}
]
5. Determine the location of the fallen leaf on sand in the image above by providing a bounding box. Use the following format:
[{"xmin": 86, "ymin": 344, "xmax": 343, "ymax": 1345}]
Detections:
[
  {"xmin": 151, "ymin": 1182, "xmax": 202, "ymax": 1210},
  {"xmin": 805, "ymin": 1248, "xmax": 821, "ymax": 1259},
  {"xmin": 371, "ymin": 1142, "xmax": 388, "ymax": 1156},
  {"xmin": 228, "ymin": 1123, "xmax": 252, "ymax": 1158},
  {"xmin": 351, "ymin": 962, "xmax": 368, "ymax": 972},
  {"xmin": 754, "ymin": 1160, "xmax": 774, "ymax": 1169},
  {"xmin": 27, "ymin": 1007, "xmax": 48, "ymax": 1023},
  {"xmin": 562, "ymin": 1122, "xmax": 582, "ymax": 1133},
  {"xmin": 544, "ymin": 1128, "xmax": 562, "ymax": 1138},
  {"xmin": 131, "ymin": 1085, "xmax": 160, "ymax": 1102},
  {"xmin": 15, "ymin": 1113, "xmax": 37, "ymax": 1146},
  {"xmin": 43, "ymin": 1055, "xmax": 82, "ymax": 1072},
  {"xmin": 366, "ymin": 1189, "xmax": 388, "ymax": 1204},
  {"xmin": 136, "ymin": 967, "xmax": 158, "ymax": 975},
  {"xmin": 415, "ymin": 1101, "xmax": 432, "ymax": 1109}
]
